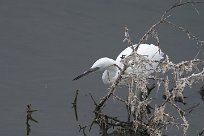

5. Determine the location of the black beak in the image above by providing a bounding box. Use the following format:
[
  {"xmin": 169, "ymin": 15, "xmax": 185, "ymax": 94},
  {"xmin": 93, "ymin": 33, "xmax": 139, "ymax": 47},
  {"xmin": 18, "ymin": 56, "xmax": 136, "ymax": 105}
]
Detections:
[{"xmin": 73, "ymin": 67, "xmax": 99, "ymax": 81}]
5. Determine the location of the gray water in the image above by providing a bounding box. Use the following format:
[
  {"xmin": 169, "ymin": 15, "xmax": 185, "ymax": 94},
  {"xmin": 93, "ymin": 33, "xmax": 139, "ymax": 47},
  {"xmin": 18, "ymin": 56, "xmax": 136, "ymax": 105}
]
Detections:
[{"xmin": 0, "ymin": 0, "xmax": 203, "ymax": 136}]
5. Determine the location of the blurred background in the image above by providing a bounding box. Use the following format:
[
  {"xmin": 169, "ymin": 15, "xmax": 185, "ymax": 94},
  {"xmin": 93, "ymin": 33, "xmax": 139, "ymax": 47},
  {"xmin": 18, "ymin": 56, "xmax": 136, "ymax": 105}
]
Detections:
[{"xmin": 0, "ymin": 0, "xmax": 203, "ymax": 135}]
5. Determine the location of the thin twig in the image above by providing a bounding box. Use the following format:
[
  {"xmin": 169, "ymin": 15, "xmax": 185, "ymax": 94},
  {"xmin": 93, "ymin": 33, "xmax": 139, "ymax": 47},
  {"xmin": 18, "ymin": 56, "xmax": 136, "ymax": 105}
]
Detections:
[
  {"xmin": 26, "ymin": 104, "xmax": 38, "ymax": 136},
  {"xmin": 89, "ymin": 93, "xmax": 98, "ymax": 106},
  {"xmin": 79, "ymin": 125, "xmax": 87, "ymax": 136},
  {"xmin": 112, "ymin": 93, "xmax": 128, "ymax": 104},
  {"xmin": 198, "ymin": 128, "xmax": 204, "ymax": 136},
  {"xmin": 95, "ymin": 64, "xmax": 128, "ymax": 111},
  {"xmin": 72, "ymin": 90, "xmax": 79, "ymax": 121},
  {"xmin": 161, "ymin": 1, "xmax": 204, "ymax": 20}
]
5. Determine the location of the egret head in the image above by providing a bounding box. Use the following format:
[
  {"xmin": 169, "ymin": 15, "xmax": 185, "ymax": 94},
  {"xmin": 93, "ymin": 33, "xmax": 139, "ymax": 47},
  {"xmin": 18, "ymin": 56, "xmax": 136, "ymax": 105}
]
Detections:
[
  {"xmin": 91, "ymin": 57, "xmax": 116, "ymax": 71},
  {"xmin": 73, "ymin": 57, "xmax": 117, "ymax": 81}
]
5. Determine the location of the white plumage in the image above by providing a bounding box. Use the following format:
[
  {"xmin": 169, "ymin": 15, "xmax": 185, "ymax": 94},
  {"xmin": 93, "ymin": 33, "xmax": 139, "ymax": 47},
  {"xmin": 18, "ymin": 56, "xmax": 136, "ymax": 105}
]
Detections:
[{"xmin": 73, "ymin": 44, "xmax": 164, "ymax": 84}]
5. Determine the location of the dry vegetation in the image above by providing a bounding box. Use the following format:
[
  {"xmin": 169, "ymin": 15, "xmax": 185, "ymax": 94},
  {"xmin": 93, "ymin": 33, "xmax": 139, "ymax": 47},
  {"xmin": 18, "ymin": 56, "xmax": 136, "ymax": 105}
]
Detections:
[{"xmin": 74, "ymin": 1, "xmax": 204, "ymax": 136}]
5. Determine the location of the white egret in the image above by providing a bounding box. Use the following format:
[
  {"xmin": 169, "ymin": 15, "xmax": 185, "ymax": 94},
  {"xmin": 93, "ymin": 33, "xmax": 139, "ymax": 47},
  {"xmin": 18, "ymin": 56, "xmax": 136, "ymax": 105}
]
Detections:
[{"xmin": 73, "ymin": 44, "xmax": 164, "ymax": 84}]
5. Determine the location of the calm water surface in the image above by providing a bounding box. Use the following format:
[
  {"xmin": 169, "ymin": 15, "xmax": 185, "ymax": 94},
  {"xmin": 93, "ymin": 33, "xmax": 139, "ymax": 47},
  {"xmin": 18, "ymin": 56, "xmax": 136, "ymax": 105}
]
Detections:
[{"xmin": 0, "ymin": 0, "xmax": 203, "ymax": 136}]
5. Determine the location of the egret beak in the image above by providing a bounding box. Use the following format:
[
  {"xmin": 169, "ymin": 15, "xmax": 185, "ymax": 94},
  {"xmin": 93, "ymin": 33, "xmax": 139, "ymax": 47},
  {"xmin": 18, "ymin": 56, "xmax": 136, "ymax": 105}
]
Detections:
[{"xmin": 73, "ymin": 67, "xmax": 100, "ymax": 81}]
